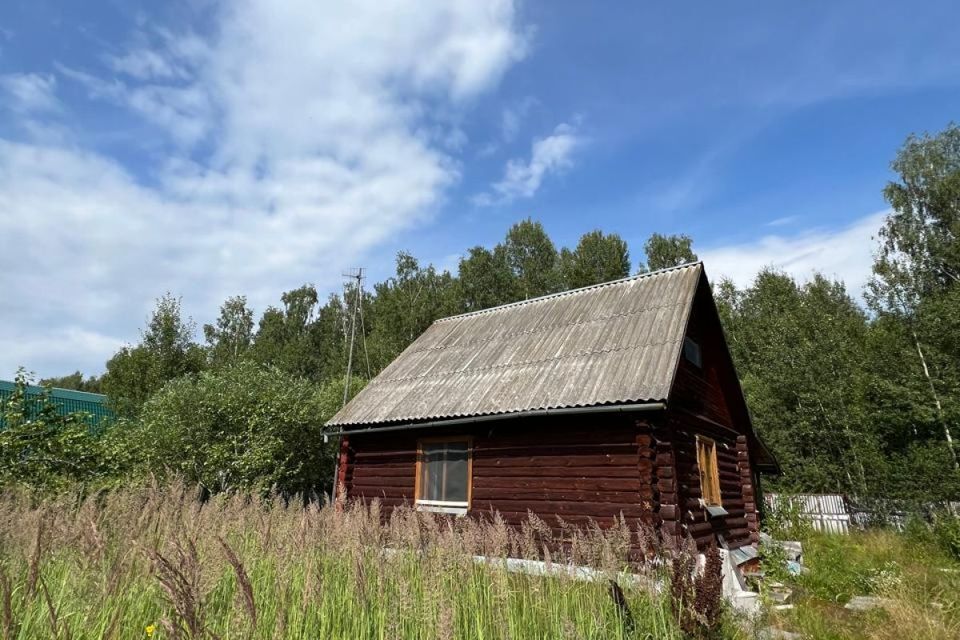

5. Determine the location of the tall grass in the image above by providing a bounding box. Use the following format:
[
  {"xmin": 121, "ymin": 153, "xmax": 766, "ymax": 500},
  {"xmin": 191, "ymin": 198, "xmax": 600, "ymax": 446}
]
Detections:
[
  {"xmin": 767, "ymin": 529, "xmax": 960, "ymax": 640},
  {"xmin": 0, "ymin": 481, "xmax": 692, "ymax": 639}
]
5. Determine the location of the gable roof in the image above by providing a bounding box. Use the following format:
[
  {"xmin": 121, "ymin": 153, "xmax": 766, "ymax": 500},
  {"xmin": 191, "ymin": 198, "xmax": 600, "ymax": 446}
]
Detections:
[{"xmin": 328, "ymin": 262, "xmax": 703, "ymax": 427}]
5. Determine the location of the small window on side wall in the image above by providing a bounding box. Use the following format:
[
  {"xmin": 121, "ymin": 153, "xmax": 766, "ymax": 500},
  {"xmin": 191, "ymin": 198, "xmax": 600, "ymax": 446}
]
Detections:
[
  {"xmin": 415, "ymin": 437, "xmax": 472, "ymax": 515},
  {"xmin": 683, "ymin": 336, "xmax": 702, "ymax": 368},
  {"xmin": 696, "ymin": 435, "xmax": 722, "ymax": 507}
]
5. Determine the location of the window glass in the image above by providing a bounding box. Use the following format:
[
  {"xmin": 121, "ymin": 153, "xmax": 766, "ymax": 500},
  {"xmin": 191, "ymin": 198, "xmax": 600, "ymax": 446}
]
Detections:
[
  {"xmin": 423, "ymin": 447, "xmax": 444, "ymax": 501},
  {"xmin": 418, "ymin": 440, "xmax": 470, "ymax": 505},
  {"xmin": 683, "ymin": 336, "xmax": 702, "ymax": 368}
]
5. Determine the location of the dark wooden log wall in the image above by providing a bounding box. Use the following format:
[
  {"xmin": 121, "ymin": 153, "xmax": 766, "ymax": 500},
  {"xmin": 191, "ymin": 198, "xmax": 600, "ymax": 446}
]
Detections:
[
  {"xmin": 666, "ymin": 280, "xmax": 759, "ymax": 550},
  {"xmin": 737, "ymin": 434, "xmax": 761, "ymax": 543},
  {"xmin": 343, "ymin": 414, "xmax": 656, "ymax": 538}
]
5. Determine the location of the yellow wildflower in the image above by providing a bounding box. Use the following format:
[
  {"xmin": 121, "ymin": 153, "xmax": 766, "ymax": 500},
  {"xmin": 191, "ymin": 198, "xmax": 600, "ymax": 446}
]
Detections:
[{"xmin": 145, "ymin": 624, "xmax": 156, "ymax": 637}]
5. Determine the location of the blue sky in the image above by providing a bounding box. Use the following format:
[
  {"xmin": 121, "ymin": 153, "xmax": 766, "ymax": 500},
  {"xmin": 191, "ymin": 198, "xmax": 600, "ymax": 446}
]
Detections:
[{"xmin": 2, "ymin": 1, "xmax": 959, "ymax": 378}]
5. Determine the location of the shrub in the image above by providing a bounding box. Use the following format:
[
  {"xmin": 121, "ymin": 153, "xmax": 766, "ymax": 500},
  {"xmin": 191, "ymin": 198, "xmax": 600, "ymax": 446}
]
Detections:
[
  {"xmin": 931, "ymin": 512, "xmax": 960, "ymax": 562},
  {"xmin": 764, "ymin": 495, "xmax": 812, "ymax": 540},
  {"xmin": 757, "ymin": 537, "xmax": 791, "ymax": 584},
  {"xmin": 138, "ymin": 362, "xmax": 353, "ymax": 495},
  {"xmin": 669, "ymin": 541, "xmax": 724, "ymax": 639}
]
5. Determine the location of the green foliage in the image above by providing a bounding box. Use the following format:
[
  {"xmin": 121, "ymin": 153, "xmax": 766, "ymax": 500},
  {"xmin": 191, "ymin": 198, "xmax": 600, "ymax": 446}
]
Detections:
[
  {"xmin": 559, "ymin": 229, "xmax": 631, "ymax": 289},
  {"xmin": 0, "ymin": 489, "xmax": 690, "ymax": 640},
  {"xmin": 367, "ymin": 252, "xmax": 461, "ymax": 371},
  {"xmin": 39, "ymin": 370, "xmax": 103, "ymax": 393},
  {"xmin": 719, "ymin": 271, "xmax": 876, "ymax": 494},
  {"xmin": 766, "ymin": 529, "xmax": 960, "ymax": 640},
  {"xmin": 496, "ymin": 218, "xmax": 561, "ymax": 299},
  {"xmin": 249, "ymin": 285, "xmax": 323, "ymax": 378},
  {"xmin": 458, "ymin": 245, "xmax": 516, "ymax": 311},
  {"xmin": 763, "ymin": 495, "xmax": 813, "ymax": 540},
  {"xmin": 0, "ymin": 370, "xmax": 131, "ymax": 491},
  {"xmin": 137, "ymin": 362, "xmax": 348, "ymax": 495},
  {"xmin": 872, "ymin": 122, "xmax": 960, "ymax": 306},
  {"xmin": 204, "ymin": 295, "xmax": 254, "ymax": 368},
  {"xmin": 757, "ymin": 537, "xmax": 792, "ymax": 584},
  {"xmin": 639, "ymin": 233, "xmax": 698, "ymax": 273},
  {"xmin": 931, "ymin": 512, "xmax": 960, "ymax": 562},
  {"xmin": 868, "ymin": 122, "xmax": 960, "ymax": 475},
  {"xmin": 796, "ymin": 534, "xmax": 896, "ymax": 602},
  {"xmin": 101, "ymin": 294, "xmax": 206, "ymax": 417}
]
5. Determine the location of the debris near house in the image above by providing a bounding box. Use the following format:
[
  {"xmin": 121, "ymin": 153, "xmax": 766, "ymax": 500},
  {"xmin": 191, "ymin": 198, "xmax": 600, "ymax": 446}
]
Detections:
[
  {"xmin": 765, "ymin": 582, "xmax": 793, "ymax": 605},
  {"xmin": 844, "ymin": 595, "xmax": 896, "ymax": 611},
  {"xmin": 758, "ymin": 628, "xmax": 803, "ymax": 640}
]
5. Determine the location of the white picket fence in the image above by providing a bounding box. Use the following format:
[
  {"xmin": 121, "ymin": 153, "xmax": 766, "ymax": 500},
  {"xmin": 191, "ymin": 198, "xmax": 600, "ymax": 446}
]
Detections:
[{"xmin": 765, "ymin": 493, "xmax": 851, "ymax": 534}]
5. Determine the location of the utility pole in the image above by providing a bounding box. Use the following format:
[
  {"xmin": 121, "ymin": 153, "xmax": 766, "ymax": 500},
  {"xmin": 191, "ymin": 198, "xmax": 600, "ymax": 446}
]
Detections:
[{"xmin": 332, "ymin": 268, "xmax": 367, "ymax": 502}]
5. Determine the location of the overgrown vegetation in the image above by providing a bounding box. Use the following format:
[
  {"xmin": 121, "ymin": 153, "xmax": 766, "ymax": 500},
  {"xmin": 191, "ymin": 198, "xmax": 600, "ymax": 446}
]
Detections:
[
  {"xmin": 0, "ymin": 370, "xmax": 134, "ymax": 491},
  {"xmin": 764, "ymin": 528, "xmax": 960, "ymax": 640},
  {"xmin": 669, "ymin": 543, "xmax": 725, "ymax": 639},
  {"xmin": 0, "ymin": 366, "xmax": 358, "ymax": 496},
  {"xmin": 0, "ymin": 482, "xmax": 743, "ymax": 640}
]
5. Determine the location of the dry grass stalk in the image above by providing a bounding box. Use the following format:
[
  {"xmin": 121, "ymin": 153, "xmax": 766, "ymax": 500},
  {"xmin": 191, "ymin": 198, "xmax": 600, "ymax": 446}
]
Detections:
[
  {"xmin": 145, "ymin": 538, "xmax": 207, "ymax": 639},
  {"xmin": 0, "ymin": 567, "xmax": 17, "ymax": 640},
  {"xmin": 38, "ymin": 576, "xmax": 60, "ymax": 639},
  {"xmin": 25, "ymin": 517, "xmax": 43, "ymax": 600},
  {"xmin": 218, "ymin": 536, "xmax": 257, "ymax": 629}
]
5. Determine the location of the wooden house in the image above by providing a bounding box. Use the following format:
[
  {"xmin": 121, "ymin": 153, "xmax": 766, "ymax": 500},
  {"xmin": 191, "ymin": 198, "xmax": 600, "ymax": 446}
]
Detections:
[{"xmin": 326, "ymin": 263, "xmax": 778, "ymax": 551}]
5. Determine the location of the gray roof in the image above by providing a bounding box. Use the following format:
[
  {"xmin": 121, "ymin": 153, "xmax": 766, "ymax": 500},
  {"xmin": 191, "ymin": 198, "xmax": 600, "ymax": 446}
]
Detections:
[{"xmin": 328, "ymin": 262, "xmax": 703, "ymax": 427}]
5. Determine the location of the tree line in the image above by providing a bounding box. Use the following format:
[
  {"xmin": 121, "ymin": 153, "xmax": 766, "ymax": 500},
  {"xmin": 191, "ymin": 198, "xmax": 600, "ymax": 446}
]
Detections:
[{"xmin": 9, "ymin": 123, "xmax": 960, "ymax": 502}]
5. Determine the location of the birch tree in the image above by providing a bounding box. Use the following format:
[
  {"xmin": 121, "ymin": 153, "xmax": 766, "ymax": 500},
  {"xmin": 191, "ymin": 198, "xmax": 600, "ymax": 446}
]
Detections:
[{"xmin": 868, "ymin": 123, "xmax": 960, "ymax": 471}]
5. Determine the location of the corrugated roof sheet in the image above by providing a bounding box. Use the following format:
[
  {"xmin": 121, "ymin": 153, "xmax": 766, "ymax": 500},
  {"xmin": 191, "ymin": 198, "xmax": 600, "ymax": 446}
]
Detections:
[
  {"xmin": 0, "ymin": 380, "xmax": 114, "ymax": 429},
  {"xmin": 328, "ymin": 262, "xmax": 703, "ymax": 426}
]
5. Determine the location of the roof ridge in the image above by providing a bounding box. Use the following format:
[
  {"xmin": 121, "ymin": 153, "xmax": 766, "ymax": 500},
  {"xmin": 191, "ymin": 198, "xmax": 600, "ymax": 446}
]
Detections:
[{"xmin": 435, "ymin": 261, "xmax": 702, "ymax": 323}]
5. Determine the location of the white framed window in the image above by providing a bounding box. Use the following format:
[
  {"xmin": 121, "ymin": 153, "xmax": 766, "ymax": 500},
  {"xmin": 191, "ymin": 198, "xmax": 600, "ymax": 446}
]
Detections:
[{"xmin": 415, "ymin": 437, "xmax": 472, "ymax": 514}]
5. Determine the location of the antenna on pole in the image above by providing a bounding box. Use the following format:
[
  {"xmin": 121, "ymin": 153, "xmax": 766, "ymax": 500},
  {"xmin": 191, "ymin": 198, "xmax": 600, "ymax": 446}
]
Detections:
[
  {"xmin": 332, "ymin": 267, "xmax": 366, "ymax": 503},
  {"xmin": 341, "ymin": 267, "xmax": 366, "ymax": 408}
]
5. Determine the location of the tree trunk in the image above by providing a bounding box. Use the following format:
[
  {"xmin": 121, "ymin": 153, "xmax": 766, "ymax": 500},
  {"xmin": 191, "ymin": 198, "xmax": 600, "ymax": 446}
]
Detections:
[{"xmin": 912, "ymin": 330, "xmax": 959, "ymax": 471}]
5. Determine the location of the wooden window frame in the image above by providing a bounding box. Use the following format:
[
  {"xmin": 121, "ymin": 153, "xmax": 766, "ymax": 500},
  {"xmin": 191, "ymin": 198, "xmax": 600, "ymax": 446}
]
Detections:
[
  {"xmin": 414, "ymin": 436, "xmax": 473, "ymax": 515},
  {"xmin": 696, "ymin": 435, "xmax": 722, "ymax": 507}
]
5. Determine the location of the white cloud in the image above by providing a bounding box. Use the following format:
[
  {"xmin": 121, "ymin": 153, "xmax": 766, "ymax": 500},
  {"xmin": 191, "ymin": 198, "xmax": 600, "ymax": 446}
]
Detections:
[
  {"xmin": 0, "ymin": 0, "xmax": 526, "ymax": 378},
  {"xmin": 766, "ymin": 215, "xmax": 799, "ymax": 227},
  {"xmin": 475, "ymin": 122, "xmax": 581, "ymax": 205},
  {"xmin": 500, "ymin": 96, "xmax": 537, "ymax": 142},
  {"xmin": 107, "ymin": 29, "xmax": 208, "ymax": 81},
  {"xmin": 2, "ymin": 328, "xmax": 126, "ymax": 382},
  {"xmin": 0, "ymin": 73, "xmax": 60, "ymax": 113},
  {"xmin": 700, "ymin": 211, "xmax": 886, "ymax": 297}
]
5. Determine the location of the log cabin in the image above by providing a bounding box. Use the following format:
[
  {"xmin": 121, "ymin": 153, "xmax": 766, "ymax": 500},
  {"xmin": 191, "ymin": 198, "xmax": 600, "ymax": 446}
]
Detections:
[{"xmin": 326, "ymin": 262, "xmax": 779, "ymax": 552}]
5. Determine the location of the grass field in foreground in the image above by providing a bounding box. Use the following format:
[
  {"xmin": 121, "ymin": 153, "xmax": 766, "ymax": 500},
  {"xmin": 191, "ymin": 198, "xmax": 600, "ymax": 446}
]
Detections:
[
  {"xmin": 0, "ymin": 483, "xmax": 698, "ymax": 640},
  {"xmin": 3, "ymin": 482, "xmax": 957, "ymax": 639}
]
